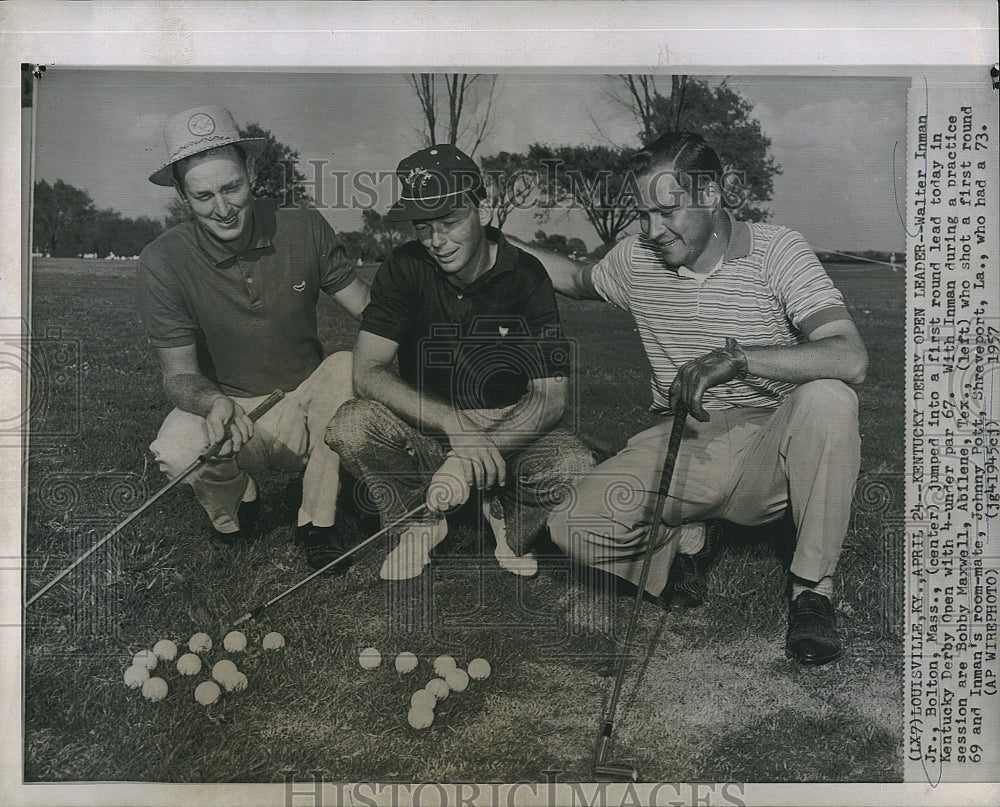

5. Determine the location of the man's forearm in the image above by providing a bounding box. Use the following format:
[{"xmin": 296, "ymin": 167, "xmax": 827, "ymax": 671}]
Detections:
[
  {"xmin": 464, "ymin": 387, "xmax": 565, "ymax": 454},
  {"xmin": 355, "ymin": 364, "xmax": 458, "ymax": 436},
  {"xmin": 742, "ymin": 335, "xmax": 868, "ymax": 385},
  {"xmin": 164, "ymin": 373, "xmax": 228, "ymax": 418},
  {"xmin": 356, "ymin": 366, "xmax": 565, "ymax": 456}
]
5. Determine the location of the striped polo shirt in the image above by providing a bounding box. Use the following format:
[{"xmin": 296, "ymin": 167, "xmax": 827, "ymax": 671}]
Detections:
[{"xmin": 591, "ymin": 214, "xmax": 849, "ymax": 412}]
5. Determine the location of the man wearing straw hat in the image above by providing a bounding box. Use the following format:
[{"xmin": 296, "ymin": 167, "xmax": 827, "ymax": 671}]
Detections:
[{"xmin": 138, "ymin": 105, "xmax": 370, "ymax": 571}]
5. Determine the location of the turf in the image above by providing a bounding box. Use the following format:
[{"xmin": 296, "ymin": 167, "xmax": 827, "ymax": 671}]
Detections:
[{"xmin": 22, "ymin": 257, "xmax": 905, "ymax": 783}]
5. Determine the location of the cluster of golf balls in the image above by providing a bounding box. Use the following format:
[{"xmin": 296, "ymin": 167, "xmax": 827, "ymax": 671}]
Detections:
[
  {"xmin": 358, "ymin": 647, "xmax": 492, "ymax": 730},
  {"xmin": 122, "ymin": 630, "xmax": 285, "ymax": 706}
]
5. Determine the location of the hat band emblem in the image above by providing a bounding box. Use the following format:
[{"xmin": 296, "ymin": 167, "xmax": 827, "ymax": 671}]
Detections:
[
  {"xmin": 404, "ymin": 166, "xmax": 433, "ymax": 190},
  {"xmin": 188, "ymin": 113, "xmax": 216, "ymax": 136}
]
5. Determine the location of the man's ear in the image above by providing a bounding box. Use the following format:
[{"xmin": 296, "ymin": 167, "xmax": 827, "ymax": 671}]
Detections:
[
  {"xmin": 477, "ymin": 201, "xmax": 493, "ymax": 227},
  {"xmin": 699, "ymin": 180, "xmax": 722, "ymax": 211},
  {"xmin": 246, "ymin": 159, "xmax": 258, "ymax": 193}
]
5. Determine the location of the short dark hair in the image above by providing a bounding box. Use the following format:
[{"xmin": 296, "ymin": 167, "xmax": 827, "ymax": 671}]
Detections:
[
  {"xmin": 172, "ymin": 143, "xmax": 249, "ymax": 193},
  {"xmin": 629, "ymin": 132, "xmax": 723, "ymax": 184}
]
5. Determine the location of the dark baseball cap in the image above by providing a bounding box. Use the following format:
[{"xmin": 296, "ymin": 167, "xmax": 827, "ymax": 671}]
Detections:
[{"xmin": 387, "ymin": 144, "xmax": 486, "ymax": 223}]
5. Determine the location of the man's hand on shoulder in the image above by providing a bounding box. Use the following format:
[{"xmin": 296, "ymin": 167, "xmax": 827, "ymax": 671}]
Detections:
[{"xmin": 507, "ymin": 234, "xmax": 598, "ymax": 300}]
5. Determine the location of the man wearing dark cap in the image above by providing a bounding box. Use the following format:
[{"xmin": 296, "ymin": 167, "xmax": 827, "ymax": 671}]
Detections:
[
  {"xmin": 138, "ymin": 105, "xmax": 370, "ymax": 570},
  {"xmin": 326, "ymin": 144, "xmax": 594, "ymax": 581}
]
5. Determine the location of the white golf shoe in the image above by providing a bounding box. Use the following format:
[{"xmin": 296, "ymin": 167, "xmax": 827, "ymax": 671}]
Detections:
[
  {"xmin": 483, "ymin": 497, "xmax": 538, "ymax": 577},
  {"xmin": 379, "ymin": 517, "xmax": 448, "ymax": 581}
]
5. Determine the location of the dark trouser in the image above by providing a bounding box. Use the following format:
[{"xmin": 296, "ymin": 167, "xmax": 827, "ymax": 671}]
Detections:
[{"xmin": 326, "ymin": 399, "xmax": 596, "ymax": 553}]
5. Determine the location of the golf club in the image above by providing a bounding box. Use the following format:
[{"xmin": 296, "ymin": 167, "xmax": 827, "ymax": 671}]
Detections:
[
  {"xmin": 26, "ymin": 389, "xmax": 285, "ymax": 608},
  {"xmin": 231, "ymin": 501, "xmax": 430, "ymax": 627},
  {"xmin": 592, "ymin": 405, "xmax": 688, "ymax": 782}
]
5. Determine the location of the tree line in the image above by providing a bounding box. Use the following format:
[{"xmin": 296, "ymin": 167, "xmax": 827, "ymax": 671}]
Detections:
[{"xmin": 33, "ymin": 74, "xmax": 779, "ymax": 261}]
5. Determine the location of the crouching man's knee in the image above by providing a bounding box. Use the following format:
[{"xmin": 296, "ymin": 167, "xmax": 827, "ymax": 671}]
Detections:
[
  {"xmin": 789, "ymin": 379, "xmax": 859, "ymax": 429},
  {"xmin": 149, "ymin": 409, "xmax": 212, "ymax": 480},
  {"xmin": 325, "ymin": 398, "xmax": 390, "ymax": 462},
  {"xmin": 547, "ymin": 499, "xmax": 616, "ymax": 567}
]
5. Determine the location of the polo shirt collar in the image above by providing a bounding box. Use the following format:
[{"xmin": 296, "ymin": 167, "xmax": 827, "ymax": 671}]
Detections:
[
  {"xmin": 722, "ymin": 211, "xmax": 752, "ymax": 261},
  {"xmin": 194, "ymin": 199, "xmax": 276, "ymax": 266},
  {"xmin": 433, "ymin": 225, "xmax": 517, "ymax": 291}
]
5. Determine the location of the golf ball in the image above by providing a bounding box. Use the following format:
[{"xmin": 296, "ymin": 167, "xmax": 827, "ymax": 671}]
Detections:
[
  {"xmin": 223, "ymin": 630, "xmax": 247, "ymax": 652},
  {"xmin": 176, "ymin": 653, "xmax": 202, "ymax": 676},
  {"xmin": 395, "ymin": 651, "xmax": 419, "ymax": 674},
  {"xmin": 467, "ymin": 658, "xmax": 492, "ymax": 680},
  {"xmin": 433, "ymin": 655, "xmax": 457, "ymax": 677},
  {"xmin": 262, "ymin": 631, "xmax": 285, "ymax": 650},
  {"xmin": 141, "ymin": 676, "xmax": 168, "ymax": 702},
  {"xmin": 359, "ymin": 647, "xmax": 382, "ymax": 670},
  {"xmin": 444, "ymin": 668, "xmax": 469, "ymax": 693},
  {"xmin": 212, "ymin": 660, "xmax": 239, "ymax": 684},
  {"xmin": 123, "ymin": 665, "xmax": 149, "ymax": 689},
  {"xmin": 223, "ymin": 671, "xmax": 248, "ymax": 692},
  {"xmin": 189, "ymin": 632, "xmax": 212, "ymax": 653},
  {"xmin": 195, "ymin": 680, "xmax": 221, "ymax": 705},
  {"xmin": 407, "ymin": 705, "xmax": 434, "ymax": 730},
  {"xmin": 410, "ymin": 689, "xmax": 437, "ymax": 710},
  {"xmin": 152, "ymin": 639, "xmax": 178, "ymax": 661},
  {"xmin": 132, "ymin": 649, "xmax": 158, "ymax": 671},
  {"xmin": 425, "ymin": 678, "xmax": 449, "ymax": 701}
]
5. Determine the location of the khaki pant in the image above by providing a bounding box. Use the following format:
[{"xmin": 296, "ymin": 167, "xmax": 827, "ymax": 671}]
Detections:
[
  {"xmin": 547, "ymin": 379, "xmax": 861, "ymax": 596},
  {"xmin": 150, "ymin": 352, "xmax": 353, "ymax": 532}
]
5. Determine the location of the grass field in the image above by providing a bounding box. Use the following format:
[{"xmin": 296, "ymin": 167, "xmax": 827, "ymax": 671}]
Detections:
[{"xmin": 22, "ymin": 256, "xmax": 905, "ymax": 784}]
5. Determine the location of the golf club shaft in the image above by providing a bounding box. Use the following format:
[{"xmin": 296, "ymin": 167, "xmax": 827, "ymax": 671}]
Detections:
[
  {"xmin": 25, "ymin": 389, "xmax": 285, "ymax": 608},
  {"xmin": 232, "ymin": 501, "xmax": 431, "ymax": 626},
  {"xmin": 596, "ymin": 406, "xmax": 687, "ymax": 764}
]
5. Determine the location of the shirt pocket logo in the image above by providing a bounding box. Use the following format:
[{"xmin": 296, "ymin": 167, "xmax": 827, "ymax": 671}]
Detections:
[{"xmin": 293, "ymin": 281, "xmax": 306, "ymax": 292}]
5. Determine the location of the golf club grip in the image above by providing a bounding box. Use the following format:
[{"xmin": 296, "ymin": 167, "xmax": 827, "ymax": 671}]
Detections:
[
  {"xmin": 199, "ymin": 389, "xmax": 285, "ymax": 462},
  {"xmin": 645, "ymin": 407, "xmax": 687, "ymax": 545}
]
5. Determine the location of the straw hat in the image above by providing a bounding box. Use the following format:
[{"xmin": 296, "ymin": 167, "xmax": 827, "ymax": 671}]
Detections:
[{"xmin": 148, "ymin": 105, "xmax": 267, "ymax": 186}]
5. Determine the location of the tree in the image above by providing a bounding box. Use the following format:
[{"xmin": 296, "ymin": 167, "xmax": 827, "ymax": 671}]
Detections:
[
  {"xmin": 240, "ymin": 122, "xmax": 315, "ymax": 206},
  {"xmin": 33, "ymin": 179, "xmax": 97, "ymax": 257},
  {"xmin": 527, "ymin": 143, "xmax": 639, "ymax": 246},
  {"xmin": 614, "ymin": 75, "xmax": 781, "ymax": 222},
  {"xmin": 407, "ymin": 73, "xmax": 498, "ymax": 155},
  {"xmin": 531, "ymin": 230, "xmax": 589, "ymax": 257},
  {"xmin": 33, "ymin": 179, "xmax": 164, "ymax": 258},
  {"xmin": 164, "ymin": 196, "xmax": 192, "ymax": 228},
  {"xmin": 91, "ymin": 212, "xmax": 163, "ymax": 257},
  {"xmin": 361, "ymin": 209, "xmax": 409, "ymax": 261},
  {"xmin": 479, "ymin": 151, "xmax": 537, "ymax": 230}
]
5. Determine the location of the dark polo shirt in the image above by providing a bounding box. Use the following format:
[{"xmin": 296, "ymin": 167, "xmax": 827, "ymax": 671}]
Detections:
[
  {"xmin": 362, "ymin": 227, "xmax": 569, "ymax": 410},
  {"xmin": 138, "ymin": 199, "xmax": 356, "ymax": 397}
]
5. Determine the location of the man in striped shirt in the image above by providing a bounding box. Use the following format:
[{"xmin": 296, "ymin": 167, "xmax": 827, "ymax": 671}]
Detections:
[{"xmin": 539, "ymin": 132, "xmax": 868, "ymax": 665}]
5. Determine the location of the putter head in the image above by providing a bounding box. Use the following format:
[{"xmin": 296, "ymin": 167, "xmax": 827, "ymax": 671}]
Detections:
[
  {"xmin": 593, "ymin": 731, "xmax": 639, "ymax": 782},
  {"xmin": 593, "ymin": 762, "xmax": 639, "ymax": 782}
]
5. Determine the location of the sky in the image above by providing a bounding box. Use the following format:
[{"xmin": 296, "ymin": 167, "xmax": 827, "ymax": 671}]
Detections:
[{"xmin": 31, "ymin": 69, "xmax": 908, "ymax": 253}]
